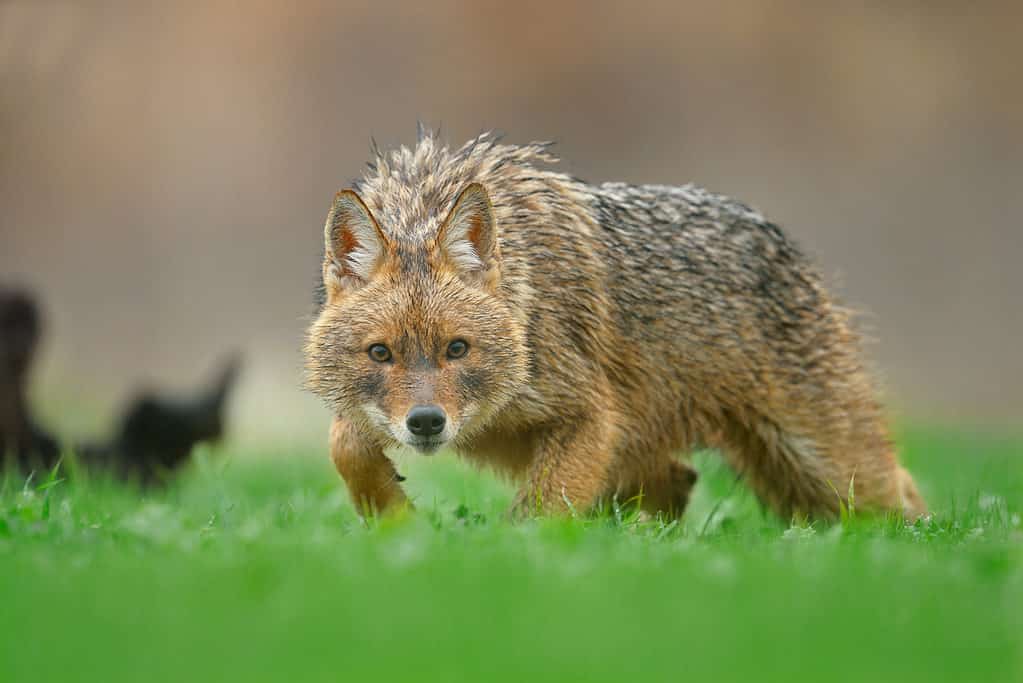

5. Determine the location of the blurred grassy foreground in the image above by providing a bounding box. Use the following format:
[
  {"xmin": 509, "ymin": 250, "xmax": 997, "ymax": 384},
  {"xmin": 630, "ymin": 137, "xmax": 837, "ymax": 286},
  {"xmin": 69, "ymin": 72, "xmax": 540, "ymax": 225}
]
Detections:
[{"xmin": 2, "ymin": 426, "xmax": 1021, "ymax": 682}]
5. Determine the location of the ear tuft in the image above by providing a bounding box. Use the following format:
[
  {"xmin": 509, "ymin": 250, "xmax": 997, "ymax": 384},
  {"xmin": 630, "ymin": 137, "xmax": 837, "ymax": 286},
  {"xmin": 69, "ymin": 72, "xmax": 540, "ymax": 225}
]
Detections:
[
  {"xmin": 324, "ymin": 190, "xmax": 389, "ymax": 292},
  {"xmin": 437, "ymin": 183, "xmax": 499, "ymax": 286}
]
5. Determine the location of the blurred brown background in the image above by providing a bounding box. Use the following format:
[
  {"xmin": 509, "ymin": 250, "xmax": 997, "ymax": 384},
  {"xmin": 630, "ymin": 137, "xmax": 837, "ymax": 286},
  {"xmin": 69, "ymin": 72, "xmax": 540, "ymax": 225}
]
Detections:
[{"xmin": 2, "ymin": 1, "xmax": 1020, "ymax": 443}]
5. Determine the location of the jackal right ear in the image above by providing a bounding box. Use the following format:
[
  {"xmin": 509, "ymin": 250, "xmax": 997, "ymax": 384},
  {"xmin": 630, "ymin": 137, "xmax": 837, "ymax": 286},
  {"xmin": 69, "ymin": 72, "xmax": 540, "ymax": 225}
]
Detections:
[
  {"xmin": 436, "ymin": 183, "xmax": 500, "ymax": 290},
  {"xmin": 323, "ymin": 190, "xmax": 390, "ymax": 293}
]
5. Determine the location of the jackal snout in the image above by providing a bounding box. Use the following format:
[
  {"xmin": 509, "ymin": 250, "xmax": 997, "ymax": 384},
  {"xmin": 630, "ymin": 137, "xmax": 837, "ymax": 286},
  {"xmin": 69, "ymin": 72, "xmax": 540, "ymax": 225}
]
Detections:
[{"xmin": 406, "ymin": 405, "xmax": 446, "ymax": 437}]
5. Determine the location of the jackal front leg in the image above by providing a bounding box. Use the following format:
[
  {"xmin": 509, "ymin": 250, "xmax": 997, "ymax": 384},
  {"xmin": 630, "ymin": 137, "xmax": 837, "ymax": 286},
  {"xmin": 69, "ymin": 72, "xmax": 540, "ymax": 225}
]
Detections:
[
  {"xmin": 512, "ymin": 416, "xmax": 618, "ymax": 517},
  {"xmin": 330, "ymin": 417, "xmax": 409, "ymax": 517}
]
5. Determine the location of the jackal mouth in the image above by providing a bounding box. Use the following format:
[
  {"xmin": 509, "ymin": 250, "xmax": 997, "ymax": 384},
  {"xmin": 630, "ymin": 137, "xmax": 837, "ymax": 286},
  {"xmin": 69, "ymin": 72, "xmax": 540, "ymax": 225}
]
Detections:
[{"xmin": 407, "ymin": 438, "xmax": 447, "ymax": 454}]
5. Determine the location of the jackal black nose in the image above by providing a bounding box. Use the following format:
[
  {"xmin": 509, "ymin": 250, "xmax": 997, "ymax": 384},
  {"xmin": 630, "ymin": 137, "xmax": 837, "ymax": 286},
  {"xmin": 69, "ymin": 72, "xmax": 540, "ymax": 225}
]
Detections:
[{"xmin": 406, "ymin": 405, "xmax": 446, "ymax": 437}]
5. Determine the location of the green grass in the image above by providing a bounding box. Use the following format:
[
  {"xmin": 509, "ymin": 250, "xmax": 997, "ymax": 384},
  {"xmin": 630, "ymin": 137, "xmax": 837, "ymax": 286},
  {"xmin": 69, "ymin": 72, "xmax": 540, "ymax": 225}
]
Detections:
[{"xmin": 2, "ymin": 426, "xmax": 1021, "ymax": 682}]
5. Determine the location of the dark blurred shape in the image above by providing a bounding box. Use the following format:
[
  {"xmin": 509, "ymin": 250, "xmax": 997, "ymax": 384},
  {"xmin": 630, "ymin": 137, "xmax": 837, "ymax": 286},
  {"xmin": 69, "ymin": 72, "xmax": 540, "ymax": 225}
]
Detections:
[
  {"xmin": 2, "ymin": 285, "xmax": 241, "ymax": 482},
  {"xmin": 82, "ymin": 355, "xmax": 242, "ymax": 484},
  {"xmin": 0, "ymin": 288, "xmax": 60, "ymax": 470}
]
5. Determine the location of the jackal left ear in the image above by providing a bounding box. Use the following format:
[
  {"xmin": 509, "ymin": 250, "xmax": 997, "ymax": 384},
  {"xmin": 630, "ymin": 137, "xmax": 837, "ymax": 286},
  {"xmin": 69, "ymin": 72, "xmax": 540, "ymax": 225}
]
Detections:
[
  {"xmin": 436, "ymin": 183, "xmax": 500, "ymax": 288},
  {"xmin": 323, "ymin": 189, "xmax": 390, "ymax": 294}
]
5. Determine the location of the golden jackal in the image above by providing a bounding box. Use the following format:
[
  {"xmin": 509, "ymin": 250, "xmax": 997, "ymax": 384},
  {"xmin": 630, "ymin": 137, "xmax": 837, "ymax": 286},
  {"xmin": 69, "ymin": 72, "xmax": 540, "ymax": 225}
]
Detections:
[{"xmin": 305, "ymin": 130, "xmax": 926, "ymax": 520}]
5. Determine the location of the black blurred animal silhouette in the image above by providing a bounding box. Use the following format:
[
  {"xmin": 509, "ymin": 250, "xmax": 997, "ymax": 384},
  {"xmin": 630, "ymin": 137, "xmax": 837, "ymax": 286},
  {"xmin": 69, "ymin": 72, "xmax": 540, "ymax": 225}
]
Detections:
[
  {"xmin": 1, "ymin": 286, "xmax": 240, "ymax": 484},
  {"xmin": 0, "ymin": 288, "xmax": 60, "ymax": 471},
  {"xmin": 81, "ymin": 356, "xmax": 241, "ymax": 484}
]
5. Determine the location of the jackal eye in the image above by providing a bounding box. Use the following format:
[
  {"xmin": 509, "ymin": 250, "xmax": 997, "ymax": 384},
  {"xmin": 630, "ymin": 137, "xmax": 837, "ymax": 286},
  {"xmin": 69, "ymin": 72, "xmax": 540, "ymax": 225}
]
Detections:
[
  {"xmin": 368, "ymin": 344, "xmax": 392, "ymax": 363},
  {"xmin": 446, "ymin": 339, "xmax": 469, "ymax": 359}
]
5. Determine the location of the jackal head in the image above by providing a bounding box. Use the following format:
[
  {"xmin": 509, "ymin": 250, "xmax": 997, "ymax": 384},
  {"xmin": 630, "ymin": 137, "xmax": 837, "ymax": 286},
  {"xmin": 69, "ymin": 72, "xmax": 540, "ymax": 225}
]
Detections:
[{"xmin": 305, "ymin": 183, "xmax": 528, "ymax": 453}]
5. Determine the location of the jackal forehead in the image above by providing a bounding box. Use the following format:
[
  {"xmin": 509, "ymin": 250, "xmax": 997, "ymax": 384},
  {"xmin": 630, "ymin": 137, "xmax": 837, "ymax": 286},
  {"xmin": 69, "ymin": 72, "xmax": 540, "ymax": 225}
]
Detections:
[
  {"xmin": 342, "ymin": 279, "xmax": 484, "ymax": 345},
  {"xmin": 391, "ymin": 241, "xmax": 434, "ymax": 278}
]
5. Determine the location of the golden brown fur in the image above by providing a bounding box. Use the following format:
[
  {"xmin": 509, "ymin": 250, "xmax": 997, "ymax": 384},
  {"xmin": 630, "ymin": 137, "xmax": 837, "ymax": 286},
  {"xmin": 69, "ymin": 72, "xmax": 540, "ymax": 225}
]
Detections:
[{"xmin": 305, "ymin": 129, "xmax": 926, "ymax": 521}]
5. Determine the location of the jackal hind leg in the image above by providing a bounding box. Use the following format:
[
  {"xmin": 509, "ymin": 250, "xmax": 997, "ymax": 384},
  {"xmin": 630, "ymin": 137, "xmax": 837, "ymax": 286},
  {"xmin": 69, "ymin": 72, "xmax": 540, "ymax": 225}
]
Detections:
[{"xmin": 612, "ymin": 453, "xmax": 699, "ymax": 520}]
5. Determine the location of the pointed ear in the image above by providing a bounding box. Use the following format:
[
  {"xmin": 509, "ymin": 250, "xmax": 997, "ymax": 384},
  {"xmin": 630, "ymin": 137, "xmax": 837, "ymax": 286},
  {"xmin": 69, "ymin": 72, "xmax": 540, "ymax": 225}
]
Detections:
[
  {"xmin": 323, "ymin": 189, "xmax": 390, "ymax": 293},
  {"xmin": 436, "ymin": 183, "xmax": 500, "ymax": 288}
]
